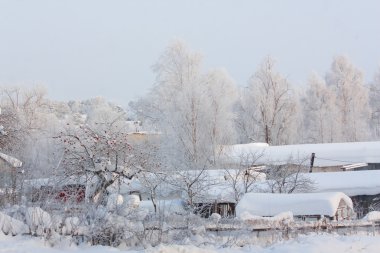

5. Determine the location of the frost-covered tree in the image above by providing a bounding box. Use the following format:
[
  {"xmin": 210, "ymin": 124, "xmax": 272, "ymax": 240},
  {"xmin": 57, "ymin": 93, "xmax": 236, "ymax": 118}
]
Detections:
[
  {"xmin": 326, "ymin": 56, "xmax": 370, "ymax": 142},
  {"xmin": 56, "ymin": 116, "xmax": 138, "ymax": 204},
  {"xmin": 223, "ymin": 152, "xmax": 264, "ymax": 203},
  {"xmin": 0, "ymin": 86, "xmax": 55, "ymax": 204},
  {"xmin": 0, "ymin": 86, "xmax": 47, "ymax": 153},
  {"xmin": 369, "ymin": 68, "xmax": 380, "ymax": 139},
  {"xmin": 302, "ymin": 73, "xmax": 339, "ymax": 143},
  {"xmin": 265, "ymin": 157, "xmax": 314, "ymax": 194},
  {"xmin": 238, "ymin": 57, "xmax": 299, "ymax": 145},
  {"xmin": 131, "ymin": 41, "xmax": 237, "ymax": 169},
  {"xmin": 133, "ymin": 138, "xmax": 167, "ymax": 213},
  {"xmin": 130, "ymin": 41, "xmax": 238, "ymax": 210},
  {"xmin": 204, "ymin": 68, "xmax": 238, "ymax": 163}
]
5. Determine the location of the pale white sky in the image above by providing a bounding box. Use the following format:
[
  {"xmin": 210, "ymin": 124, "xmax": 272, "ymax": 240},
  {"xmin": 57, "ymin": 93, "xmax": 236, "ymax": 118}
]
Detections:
[{"xmin": 0, "ymin": 0, "xmax": 379, "ymax": 107}]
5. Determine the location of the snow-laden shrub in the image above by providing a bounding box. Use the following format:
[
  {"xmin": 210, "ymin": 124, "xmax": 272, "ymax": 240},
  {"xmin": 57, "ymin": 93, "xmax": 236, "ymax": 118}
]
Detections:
[
  {"xmin": 209, "ymin": 213, "xmax": 221, "ymax": 223},
  {"xmin": 50, "ymin": 214, "xmax": 63, "ymax": 231},
  {"xmin": 25, "ymin": 207, "xmax": 52, "ymax": 235},
  {"xmin": 62, "ymin": 217, "xmax": 80, "ymax": 235},
  {"xmin": 0, "ymin": 211, "xmax": 29, "ymax": 235},
  {"xmin": 87, "ymin": 213, "xmax": 129, "ymax": 247}
]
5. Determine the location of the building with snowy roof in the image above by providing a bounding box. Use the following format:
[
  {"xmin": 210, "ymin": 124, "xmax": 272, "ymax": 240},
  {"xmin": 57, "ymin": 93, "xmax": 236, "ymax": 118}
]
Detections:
[
  {"xmin": 304, "ymin": 170, "xmax": 380, "ymax": 218},
  {"xmin": 236, "ymin": 192, "xmax": 354, "ymax": 221},
  {"xmin": 222, "ymin": 141, "xmax": 380, "ymax": 172}
]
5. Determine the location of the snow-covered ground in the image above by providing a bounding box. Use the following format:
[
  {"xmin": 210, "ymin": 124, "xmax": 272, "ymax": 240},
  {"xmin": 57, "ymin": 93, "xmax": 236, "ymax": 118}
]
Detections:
[{"xmin": 1, "ymin": 234, "xmax": 380, "ymax": 253}]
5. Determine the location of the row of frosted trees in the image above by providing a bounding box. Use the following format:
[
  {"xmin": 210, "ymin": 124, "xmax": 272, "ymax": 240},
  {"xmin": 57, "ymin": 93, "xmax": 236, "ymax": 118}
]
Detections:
[{"xmin": 133, "ymin": 40, "xmax": 379, "ymax": 150}]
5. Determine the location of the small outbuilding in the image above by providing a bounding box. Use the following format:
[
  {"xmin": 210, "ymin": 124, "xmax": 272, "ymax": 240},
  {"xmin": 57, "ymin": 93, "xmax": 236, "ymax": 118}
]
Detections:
[
  {"xmin": 236, "ymin": 192, "xmax": 354, "ymax": 221},
  {"xmin": 306, "ymin": 170, "xmax": 380, "ymax": 218}
]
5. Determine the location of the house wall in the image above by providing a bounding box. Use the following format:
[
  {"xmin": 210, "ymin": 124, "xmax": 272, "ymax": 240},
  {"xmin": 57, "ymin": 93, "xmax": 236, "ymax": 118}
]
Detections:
[
  {"xmin": 335, "ymin": 199, "xmax": 353, "ymax": 220},
  {"xmin": 294, "ymin": 215, "xmax": 324, "ymax": 221},
  {"xmin": 356, "ymin": 163, "xmax": 380, "ymax": 171},
  {"xmin": 194, "ymin": 202, "xmax": 236, "ymax": 218},
  {"xmin": 312, "ymin": 166, "xmax": 343, "ymax": 173}
]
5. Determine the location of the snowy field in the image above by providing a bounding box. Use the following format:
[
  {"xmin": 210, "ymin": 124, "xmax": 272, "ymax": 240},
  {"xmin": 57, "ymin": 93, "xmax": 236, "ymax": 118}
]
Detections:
[{"xmin": 1, "ymin": 234, "xmax": 379, "ymax": 253}]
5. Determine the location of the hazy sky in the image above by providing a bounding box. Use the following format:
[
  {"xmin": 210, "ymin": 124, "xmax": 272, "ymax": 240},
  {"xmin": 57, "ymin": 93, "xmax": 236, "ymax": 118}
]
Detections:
[{"xmin": 0, "ymin": 0, "xmax": 379, "ymax": 107}]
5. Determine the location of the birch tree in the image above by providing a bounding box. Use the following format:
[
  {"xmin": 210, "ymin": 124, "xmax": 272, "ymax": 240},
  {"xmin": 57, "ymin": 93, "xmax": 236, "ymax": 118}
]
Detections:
[
  {"xmin": 238, "ymin": 56, "xmax": 299, "ymax": 145},
  {"xmin": 130, "ymin": 41, "xmax": 238, "ymax": 210},
  {"xmin": 0, "ymin": 86, "xmax": 52, "ymax": 204},
  {"xmin": 56, "ymin": 115, "xmax": 139, "ymax": 204},
  {"xmin": 369, "ymin": 68, "xmax": 380, "ymax": 139},
  {"xmin": 302, "ymin": 73, "xmax": 339, "ymax": 143},
  {"xmin": 326, "ymin": 56, "xmax": 370, "ymax": 142},
  {"xmin": 131, "ymin": 41, "xmax": 237, "ymax": 169}
]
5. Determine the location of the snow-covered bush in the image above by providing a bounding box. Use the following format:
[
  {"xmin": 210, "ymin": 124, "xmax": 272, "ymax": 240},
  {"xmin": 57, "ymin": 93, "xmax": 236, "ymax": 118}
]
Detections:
[
  {"xmin": 0, "ymin": 211, "xmax": 29, "ymax": 235},
  {"xmin": 25, "ymin": 207, "xmax": 52, "ymax": 236},
  {"xmin": 209, "ymin": 213, "xmax": 221, "ymax": 223},
  {"xmin": 62, "ymin": 217, "xmax": 80, "ymax": 235}
]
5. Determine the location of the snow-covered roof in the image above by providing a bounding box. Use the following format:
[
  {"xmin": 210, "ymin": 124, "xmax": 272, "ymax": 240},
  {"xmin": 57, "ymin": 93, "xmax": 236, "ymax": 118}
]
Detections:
[
  {"xmin": 236, "ymin": 192, "xmax": 353, "ymax": 217},
  {"xmin": 222, "ymin": 141, "xmax": 380, "ymax": 167},
  {"xmin": 307, "ymin": 170, "xmax": 380, "ymax": 196},
  {"xmin": 0, "ymin": 152, "xmax": 22, "ymax": 168},
  {"xmin": 139, "ymin": 199, "xmax": 186, "ymax": 214}
]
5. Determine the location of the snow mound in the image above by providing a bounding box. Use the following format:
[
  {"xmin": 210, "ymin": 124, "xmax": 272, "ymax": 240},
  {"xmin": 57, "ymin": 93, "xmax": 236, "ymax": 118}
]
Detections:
[{"xmin": 362, "ymin": 211, "xmax": 380, "ymax": 222}]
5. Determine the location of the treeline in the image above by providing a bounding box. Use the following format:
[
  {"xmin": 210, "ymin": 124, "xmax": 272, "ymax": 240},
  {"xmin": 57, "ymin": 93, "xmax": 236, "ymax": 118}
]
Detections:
[{"xmin": 132, "ymin": 40, "xmax": 379, "ymax": 146}]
